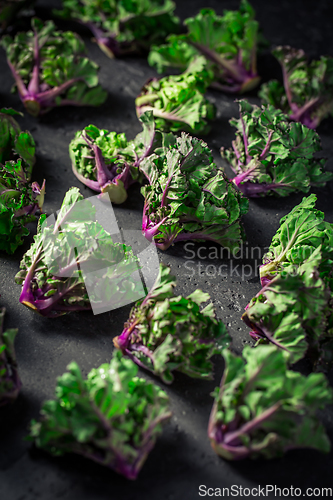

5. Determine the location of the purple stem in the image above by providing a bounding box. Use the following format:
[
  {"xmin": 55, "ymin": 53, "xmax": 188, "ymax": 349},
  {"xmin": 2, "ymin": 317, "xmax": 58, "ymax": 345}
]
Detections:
[
  {"xmin": 223, "ymin": 403, "xmax": 281, "ymax": 445},
  {"xmin": 35, "ymin": 78, "xmax": 82, "ymax": 105},
  {"xmin": 92, "ymin": 144, "xmax": 114, "ymax": 187},
  {"xmin": 295, "ymin": 115, "xmax": 319, "ymax": 130},
  {"xmin": 281, "ymin": 65, "xmax": 294, "ymax": 112},
  {"xmin": 71, "ymin": 162, "xmax": 101, "ymax": 192},
  {"xmin": 289, "ymin": 97, "xmax": 321, "ymax": 129},
  {"xmin": 209, "ymin": 81, "xmax": 243, "ymax": 93},
  {"xmin": 259, "ymin": 130, "xmax": 274, "ymax": 160},
  {"xmin": 258, "ymin": 325, "xmax": 291, "ymax": 352},
  {"xmin": 232, "ymin": 179, "xmax": 288, "ymax": 197},
  {"xmin": 27, "ymin": 24, "xmax": 40, "ymax": 95},
  {"xmin": 7, "ymin": 60, "xmax": 28, "ymax": 98},
  {"xmin": 249, "ymin": 330, "xmax": 264, "ymax": 341},
  {"xmin": 14, "ymin": 203, "xmax": 38, "ymax": 218},
  {"xmin": 136, "ymin": 131, "xmax": 156, "ymax": 167},
  {"xmin": 130, "ymin": 343, "xmax": 155, "ymax": 363},
  {"xmin": 19, "ymin": 248, "xmax": 43, "ymax": 309},
  {"xmin": 160, "ymin": 176, "xmax": 173, "ymax": 208},
  {"xmin": 240, "ymin": 114, "xmax": 251, "ymax": 165},
  {"xmin": 142, "ymin": 216, "xmax": 168, "ymax": 242},
  {"xmin": 114, "ymin": 322, "xmax": 139, "ymax": 351},
  {"xmin": 125, "ymin": 349, "xmax": 152, "ymax": 372},
  {"xmin": 29, "ymin": 279, "xmax": 88, "ymax": 317},
  {"xmin": 231, "ymin": 141, "xmax": 242, "ymax": 173},
  {"xmin": 232, "ymin": 161, "xmax": 258, "ymax": 186},
  {"xmin": 244, "ymin": 309, "xmax": 291, "ymax": 352},
  {"xmin": 260, "ymin": 273, "xmax": 273, "ymax": 287},
  {"xmin": 84, "ymin": 21, "xmax": 120, "ymax": 58},
  {"xmin": 190, "ymin": 42, "xmax": 245, "ymax": 82}
]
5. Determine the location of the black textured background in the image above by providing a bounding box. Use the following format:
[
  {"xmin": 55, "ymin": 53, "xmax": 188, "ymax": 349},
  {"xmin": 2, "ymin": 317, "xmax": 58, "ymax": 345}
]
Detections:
[{"xmin": 1, "ymin": 1, "xmax": 333, "ymax": 499}]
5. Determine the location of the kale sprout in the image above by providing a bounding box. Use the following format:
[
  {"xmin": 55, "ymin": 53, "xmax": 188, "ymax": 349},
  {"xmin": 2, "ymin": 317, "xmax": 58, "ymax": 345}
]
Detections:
[
  {"xmin": 15, "ymin": 187, "xmax": 143, "ymax": 317},
  {"xmin": 243, "ymin": 251, "xmax": 333, "ymax": 369},
  {"xmin": 208, "ymin": 345, "xmax": 333, "ymax": 460},
  {"xmin": 136, "ymin": 57, "xmax": 216, "ymax": 135},
  {"xmin": 69, "ymin": 112, "xmax": 159, "ymax": 204},
  {"xmin": 1, "ymin": 18, "xmax": 107, "ymax": 117},
  {"xmin": 29, "ymin": 351, "xmax": 171, "ymax": 479},
  {"xmin": 221, "ymin": 100, "xmax": 333, "ymax": 197},
  {"xmin": 259, "ymin": 46, "xmax": 333, "ymax": 129},
  {"xmin": 0, "ymin": 159, "xmax": 45, "ymax": 254},
  {"xmin": 55, "ymin": 0, "xmax": 179, "ymax": 58},
  {"xmin": 114, "ymin": 264, "xmax": 230, "ymax": 383},
  {"xmin": 140, "ymin": 131, "xmax": 248, "ymax": 251},
  {"xmin": 149, "ymin": 1, "xmax": 262, "ymax": 94}
]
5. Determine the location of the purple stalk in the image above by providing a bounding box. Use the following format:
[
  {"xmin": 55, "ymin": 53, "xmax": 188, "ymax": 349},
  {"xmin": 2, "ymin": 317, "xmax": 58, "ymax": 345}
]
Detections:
[
  {"xmin": 123, "ymin": 348, "xmax": 153, "ymax": 372},
  {"xmin": 114, "ymin": 318, "xmax": 161, "ymax": 379},
  {"xmin": 14, "ymin": 203, "xmax": 39, "ymax": 218},
  {"xmin": 142, "ymin": 213, "xmax": 169, "ymax": 243},
  {"xmin": 19, "ymin": 199, "xmax": 89, "ymax": 315},
  {"xmin": 20, "ymin": 271, "xmax": 88, "ymax": 317},
  {"xmin": 231, "ymin": 160, "xmax": 258, "ymax": 185},
  {"xmin": 189, "ymin": 42, "xmax": 260, "ymax": 93},
  {"xmin": 259, "ymin": 131, "xmax": 274, "ymax": 160},
  {"xmin": 208, "ymin": 402, "xmax": 281, "ymax": 459},
  {"xmin": 232, "ymin": 178, "xmax": 289, "ymax": 197},
  {"xmin": 0, "ymin": 371, "xmax": 22, "ymax": 406},
  {"xmin": 131, "ymin": 344, "xmax": 155, "ymax": 363},
  {"xmin": 210, "ymin": 76, "xmax": 260, "ymax": 94},
  {"xmin": 84, "ymin": 21, "xmax": 121, "ymax": 58},
  {"xmin": 27, "ymin": 24, "xmax": 40, "ymax": 95},
  {"xmin": 160, "ymin": 175, "xmax": 174, "ymax": 208},
  {"xmin": 282, "ymin": 65, "xmax": 294, "ymax": 113},
  {"xmin": 89, "ymin": 413, "xmax": 171, "ymax": 480},
  {"xmin": 289, "ymin": 97, "xmax": 322, "ymax": 129},
  {"xmin": 143, "ymin": 223, "xmax": 230, "ymax": 251},
  {"xmin": 230, "ymin": 141, "xmax": 242, "ymax": 173},
  {"xmin": 114, "ymin": 321, "xmax": 139, "ymax": 351},
  {"xmin": 36, "ymin": 78, "xmax": 83, "ymax": 105},
  {"xmin": 19, "ymin": 247, "xmax": 43, "ymax": 311},
  {"xmin": 223, "ymin": 403, "xmax": 281, "ymax": 446},
  {"xmin": 252, "ymin": 324, "xmax": 291, "ymax": 352},
  {"xmin": 7, "ymin": 60, "xmax": 29, "ymax": 98},
  {"xmin": 0, "ymin": 311, "xmax": 21, "ymax": 407},
  {"xmin": 259, "ymin": 272, "xmax": 273, "ymax": 287},
  {"xmin": 191, "ymin": 42, "xmax": 244, "ymax": 82},
  {"xmin": 240, "ymin": 114, "xmax": 250, "ymax": 164},
  {"xmin": 7, "ymin": 56, "xmax": 86, "ymax": 116},
  {"xmin": 71, "ymin": 164, "xmax": 101, "ymax": 192},
  {"xmin": 1, "ymin": 188, "xmax": 21, "ymax": 198},
  {"xmin": 93, "ymin": 144, "xmax": 114, "ymax": 187},
  {"xmin": 72, "ymin": 136, "xmax": 134, "ymax": 202}
]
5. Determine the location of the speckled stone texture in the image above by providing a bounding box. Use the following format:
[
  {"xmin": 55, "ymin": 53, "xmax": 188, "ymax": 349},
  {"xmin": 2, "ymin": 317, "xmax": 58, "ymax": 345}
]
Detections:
[{"xmin": 1, "ymin": 1, "xmax": 333, "ymax": 499}]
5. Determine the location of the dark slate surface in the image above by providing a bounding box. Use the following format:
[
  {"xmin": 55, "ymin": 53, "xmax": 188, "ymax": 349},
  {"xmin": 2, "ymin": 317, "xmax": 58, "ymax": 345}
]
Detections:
[{"xmin": 1, "ymin": 1, "xmax": 333, "ymax": 499}]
